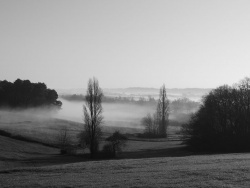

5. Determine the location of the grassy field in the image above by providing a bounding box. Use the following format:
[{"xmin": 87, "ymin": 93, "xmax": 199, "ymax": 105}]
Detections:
[
  {"xmin": 0, "ymin": 110, "xmax": 144, "ymax": 144},
  {"xmin": 2, "ymin": 110, "xmax": 250, "ymax": 187},
  {"xmin": 0, "ymin": 135, "xmax": 59, "ymax": 170},
  {"xmin": 0, "ymin": 110, "xmax": 185, "ymax": 167},
  {"xmin": 1, "ymin": 153, "xmax": 250, "ymax": 187}
]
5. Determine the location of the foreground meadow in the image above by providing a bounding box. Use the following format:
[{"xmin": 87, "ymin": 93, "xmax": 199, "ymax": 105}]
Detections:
[
  {"xmin": 1, "ymin": 153, "xmax": 250, "ymax": 187},
  {"xmin": 2, "ymin": 110, "xmax": 249, "ymax": 187}
]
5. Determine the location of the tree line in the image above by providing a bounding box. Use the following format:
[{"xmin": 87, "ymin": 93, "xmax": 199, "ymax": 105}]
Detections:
[
  {"xmin": 61, "ymin": 94, "xmax": 200, "ymax": 114},
  {"xmin": 61, "ymin": 94, "xmax": 157, "ymax": 105},
  {"xmin": 182, "ymin": 77, "xmax": 250, "ymax": 151},
  {"xmin": 0, "ymin": 79, "xmax": 62, "ymax": 108}
]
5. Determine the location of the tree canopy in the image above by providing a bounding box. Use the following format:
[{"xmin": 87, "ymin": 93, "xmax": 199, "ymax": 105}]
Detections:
[
  {"xmin": 0, "ymin": 79, "xmax": 62, "ymax": 108},
  {"xmin": 182, "ymin": 77, "xmax": 250, "ymax": 152},
  {"xmin": 104, "ymin": 131, "xmax": 128, "ymax": 158}
]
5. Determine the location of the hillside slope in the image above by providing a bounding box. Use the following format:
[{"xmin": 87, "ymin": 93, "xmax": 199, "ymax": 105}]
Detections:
[
  {"xmin": 1, "ymin": 153, "xmax": 250, "ymax": 187},
  {"xmin": 0, "ymin": 136, "xmax": 59, "ymax": 170}
]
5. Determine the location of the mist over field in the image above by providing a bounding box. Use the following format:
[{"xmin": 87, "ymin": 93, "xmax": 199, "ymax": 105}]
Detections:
[
  {"xmin": 0, "ymin": 95, "xmax": 195, "ymax": 135},
  {"xmin": 56, "ymin": 98, "xmax": 156, "ymax": 128},
  {"xmin": 2, "ymin": 0, "xmax": 250, "ymax": 186}
]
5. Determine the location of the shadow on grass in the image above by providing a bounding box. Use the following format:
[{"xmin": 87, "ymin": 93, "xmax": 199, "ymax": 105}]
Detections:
[
  {"xmin": 20, "ymin": 144, "xmax": 194, "ymax": 167},
  {"xmin": 119, "ymin": 146, "xmax": 193, "ymax": 159},
  {"xmin": 3, "ymin": 145, "xmax": 250, "ymax": 172},
  {"xmin": 3, "ymin": 127, "xmax": 250, "ymax": 170},
  {"xmin": 0, "ymin": 129, "xmax": 57, "ymax": 148}
]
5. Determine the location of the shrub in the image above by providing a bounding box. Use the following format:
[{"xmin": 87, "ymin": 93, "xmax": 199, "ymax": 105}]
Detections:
[
  {"xmin": 102, "ymin": 143, "xmax": 114, "ymax": 158},
  {"xmin": 104, "ymin": 131, "xmax": 128, "ymax": 158}
]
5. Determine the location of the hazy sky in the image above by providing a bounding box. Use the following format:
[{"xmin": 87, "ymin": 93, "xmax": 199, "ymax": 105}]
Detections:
[{"xmin": 1, "ymin": 0, "xmax": 250, "ymax": 89}]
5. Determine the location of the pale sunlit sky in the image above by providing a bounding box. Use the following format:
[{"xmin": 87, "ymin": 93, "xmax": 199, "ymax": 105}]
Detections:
[{"xmin": 1, "ymin": 0, "xmax": 250, "ymax": 89}]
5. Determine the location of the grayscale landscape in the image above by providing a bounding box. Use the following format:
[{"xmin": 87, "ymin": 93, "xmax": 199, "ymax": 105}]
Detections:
[{"xmin": 1, "ymin": 1, "xmax": 250, "ymax": 187}]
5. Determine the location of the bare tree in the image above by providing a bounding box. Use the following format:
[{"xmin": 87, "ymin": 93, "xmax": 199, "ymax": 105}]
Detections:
[
  {"xmin": 141, "ymin": 84, "xmax": 170, "ymax": 138},
  {"xmin": 82, "ymin": 77, "xmax": 103, "ymax": 158},
  {"xmin": 141, "ymin": 113, "xmax": 153, "ymax": 134},
  {"xmin": 156, "ymin": 84, "xmax": 170, "ymax": 137},
  {"xmin": 57, "ymin": 126, "xmax": 72, "ymax": 154}
]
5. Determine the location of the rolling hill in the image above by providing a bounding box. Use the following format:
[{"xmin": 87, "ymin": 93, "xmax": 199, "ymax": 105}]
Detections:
[{"xmin": 1, "ymin": 152, "xmax": 250, "ymax": 187}]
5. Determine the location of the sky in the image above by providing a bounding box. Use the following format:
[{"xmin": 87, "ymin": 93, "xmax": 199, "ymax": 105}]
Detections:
[{"xmin": 1, "ymin": 0, "xmax": 250, "ymax": 89}]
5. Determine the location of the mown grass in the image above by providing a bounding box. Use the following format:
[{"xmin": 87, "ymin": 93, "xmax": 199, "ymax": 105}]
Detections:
[
  {"xmin": 1, "ymin": 153, "xmax": 250, "ymax": 187},
  {"xmin": 0, "ymin": 135, "xmax": 59, "ymax": 170}
]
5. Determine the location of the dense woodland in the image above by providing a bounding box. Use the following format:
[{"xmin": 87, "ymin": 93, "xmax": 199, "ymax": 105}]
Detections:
[
  {"xmin": 0, "ymin": 79, "xmax": 62, "ymax": 108},
  {"xmin": 182, "ymin": 77, "xmax": 250, "ymax": 152}
]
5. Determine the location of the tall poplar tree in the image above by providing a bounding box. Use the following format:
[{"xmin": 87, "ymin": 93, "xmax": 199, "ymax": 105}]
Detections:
[
  {"xmin": 156, "ymin": 84, "xmax": 170, "ymax": 137},
  {"xmin": 83, "ymin": 77, "xmax": 103, "ymax": 158}
]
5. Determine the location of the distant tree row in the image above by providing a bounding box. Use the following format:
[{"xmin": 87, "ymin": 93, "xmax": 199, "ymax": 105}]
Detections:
[
  {"xmin": 182, "ymin": 77, "xmax": 250, "ymax": 151},
  {"xmin": 140, "ymin": 85, "xmax": 170, "ymax": 138},
  {"xmin": 171, "ymin": 98, "xmax": 200, "ymax": 114},
  {"xmin": 0, "ymin": 79, "xmax": 62, "ymax": 108},
  {"xmin": 61, "ymin": 94, "xmax": 200, "ymax": 114},
  {"xmin": 61, "ymin": 94, "xmax": 157, "ymax": 105}
]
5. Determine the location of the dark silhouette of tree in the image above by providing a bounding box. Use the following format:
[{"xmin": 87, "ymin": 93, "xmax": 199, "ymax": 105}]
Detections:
[
  {"xmin": 57, "ymin": 127, "xmax": 72, "ymax": 154},
  {"xmin": 82, "ymin": 77, "xmax": 103, "ymax": 158},
  {"xmin": 182, "ymin": 77, "xmax": 250, "ymax": 151},
  {"xmin": 156, "ymin": 85, "xmax": 170, "ymax": 137},
  {"xmin": 0, "ymin": 79, "xmax": 62, "ymax": 108},
  {"xmin": 141, "ymin": 113, "xmax": 154, "ymax": 135},
  {"xmin": 104, "ymin": 131, "xmax": 128, "ymax": 158},
  {"xmin": 140, "ymin": 84, "xmax": 170, "ymax": 138}
]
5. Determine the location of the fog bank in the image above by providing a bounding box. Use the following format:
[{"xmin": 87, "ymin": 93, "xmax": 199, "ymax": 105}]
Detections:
[{"xmin": 56, "ymin": 99, "xmax": 156, "ymax": 128}]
